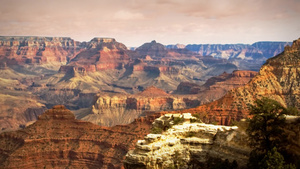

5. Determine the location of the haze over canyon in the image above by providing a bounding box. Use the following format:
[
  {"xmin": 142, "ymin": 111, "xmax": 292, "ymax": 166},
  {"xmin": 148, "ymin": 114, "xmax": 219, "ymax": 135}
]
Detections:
[
  {"xmin": 0, "ymin": 36, "xmax": 291, "ymax": 132},
  {"xmin": 0, "ymin": 36, "xmax": 299, "ymax": 168}
]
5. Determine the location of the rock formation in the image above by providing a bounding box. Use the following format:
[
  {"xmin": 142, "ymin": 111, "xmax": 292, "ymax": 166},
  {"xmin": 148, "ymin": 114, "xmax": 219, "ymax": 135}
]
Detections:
[
  {"xmin": 68, "ymin": 37, "xmax": 131, "ymax": 71},
  {"xmin": 0, "ymin": 36, "xmax": 83, "ymax": 66},
  {"xmin": 185, "ymin": 42, "xmax": 291, "ymax": 71},
  {"xmin": 175, "ymin": 70, "xmax": 258, "ymax": 106},
  {"xmin": 185, "ymin": 42, "xmax": 291, "ymax": 60},
  {"xmin": 0, "ymin": 36, "xmax": 294, "ymax": 132},
  {"xmin": 176, "ymin": 38, "xmax": 300, "ymax": 125},
  {"xmin": 78, "ymin": 86, "xmax": 201, "ymax": 127},
  {"xmin": 0, "ymin": 105, "xmax": 154, "ymax": 169},
  {"xmin": 124, "ymin": 113, "xmax": 250, "ymax": 168},
  {"xmin": 124, "ymin": 113, "xmax": 300, "ymax": 169},
  {"xmin": 1, "ymin": 107, "xmax": 298, "ymax": 169}
]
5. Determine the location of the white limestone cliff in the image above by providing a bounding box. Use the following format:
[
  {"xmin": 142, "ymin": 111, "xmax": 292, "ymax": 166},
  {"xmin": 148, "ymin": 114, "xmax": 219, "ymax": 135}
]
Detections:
[{"xmin": 124, "ymin": 113, "xmax": 251, "ymax": 169}]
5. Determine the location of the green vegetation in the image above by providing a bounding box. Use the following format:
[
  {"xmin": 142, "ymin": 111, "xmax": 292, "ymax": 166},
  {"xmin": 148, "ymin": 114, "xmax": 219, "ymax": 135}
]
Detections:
[
  {"xmin": 190, "ymin": 114, "xmax": 202, "ymax": 123},
  {"xmin": 151, "ymin": 126, "xmax": 163, "ymax": 134},
  {"xmin": 247, "ymin": 97, "xmax": 287, "ymax": 152},
  {"xmin": 186, "ymin": 156, "xmax": 238, "ymax": 169},
  {"xmin": 173, "ymin": 116, "xmax": 185, "ymax": 125},
  {"xmin": 185, "ymin": 131, "xmax": 196, "ymax": 137},
  {"xmin": 206, "ymin": 157, "xmax": 238, "ymax": 169},
  {"xmin": 259, "ymin": 147, "xmax": 296, "ymax": 169},
  {"xmin": 286, "ymin": 107, "xmax": 300, "ymax": 116},
  {"xmin": 246, "ymin": 97, "xmax": 298, "ymax": 169}
]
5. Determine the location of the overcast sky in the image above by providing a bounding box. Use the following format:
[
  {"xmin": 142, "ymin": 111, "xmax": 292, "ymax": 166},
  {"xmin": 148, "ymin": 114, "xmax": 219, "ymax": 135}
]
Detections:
[{"xmin": 0, "ymin": 0, "xmax": 299, "ymax": 47}]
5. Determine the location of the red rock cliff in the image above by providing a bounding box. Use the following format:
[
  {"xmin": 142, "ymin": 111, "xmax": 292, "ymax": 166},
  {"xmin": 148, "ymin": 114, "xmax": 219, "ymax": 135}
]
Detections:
[
  {"xmin": 178, "ymin": 38, "xmax": 300, "ymax": 125},
  {"xmin": 0, "ymin": 36, "xmax": 83, "ymax": 65},
  {"xmin": 0, "ymin": 105, "xmax": 154, "ymax": 169}
]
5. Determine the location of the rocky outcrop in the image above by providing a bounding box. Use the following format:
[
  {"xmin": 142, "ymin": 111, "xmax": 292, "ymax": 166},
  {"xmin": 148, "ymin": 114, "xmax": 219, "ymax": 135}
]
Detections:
[
  {"xmin": 132, "ymin": 64, "xmax": 180, "ymax": 75},
  {"xmin": 136, "ymin": 40, "xmax": 168, "ymax": 58},
  {"xmin": 68, "ymin": 37, "xmax": 131, "ymax": 71},
  {"xmin": 0, "ymin": 36, "xmax": 84, "ymax": 66},
  {"xmin": 1, "ymin": 107, "xmax": 298, "ymax": 169},
  {"xmin": 81, "ymin": 87, "xmax": 201, "ymax": 127},
  {"xmin": 124, "ymin": 113, "xmax": 251, "ymax": 169},
  {"xmin": 176, "ymin": 70, "xmax": 257, "ymax": 94},
  {"xmin": 185, "ymin": 42, "xmax": 292, "ymax": 71},
  {"xmin": 0, "ymin": 94, "xmax": 46, "ymax": 132},
  {"xmin": 166, "ymin": 44, "xmax": 186, "ymax": 49},
  {"xmin": 178, "ymin": 38, "xmax": 300, "ymax": 125},
  {"xmin": 124, "ymin": 113, "xmax": 300, "ymax": 169},
  {"xmin": 185, "ymin": 42, "xmax": 291, "ymax": 60},
  {"xmin": 0, "ymin": 105, "xmax": 154, "ymax": 169},
  {"xmin": 175, "ymin": 70, "xmax": 258, "ymax": 107}
]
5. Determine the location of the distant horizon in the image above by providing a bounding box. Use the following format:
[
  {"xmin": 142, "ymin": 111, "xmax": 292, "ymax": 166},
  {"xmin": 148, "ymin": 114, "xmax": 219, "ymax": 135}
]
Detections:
[
  {"xmin": 0, "ymin": 35, "xmax": 296, "ymax": 48},
  {"xmin": 1, "ymin": 0, "xmax": 299, "ymax": 47}
]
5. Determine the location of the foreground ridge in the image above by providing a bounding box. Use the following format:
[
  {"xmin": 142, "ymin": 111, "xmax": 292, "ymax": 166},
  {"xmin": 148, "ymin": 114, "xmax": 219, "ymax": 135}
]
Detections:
[
  {"xmin": 124, "ymin": 113, "xmax": 251, "ymax": 168},
  {"xmin": 0, "ymin": 105, "xmax": 153, "ymax": 169}
]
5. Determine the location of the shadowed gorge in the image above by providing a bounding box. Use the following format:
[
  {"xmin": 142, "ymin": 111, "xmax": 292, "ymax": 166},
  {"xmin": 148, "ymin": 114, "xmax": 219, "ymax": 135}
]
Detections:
[{"xmin": 0, "ymin": 36, "xmax": 269, "ymax": 131}]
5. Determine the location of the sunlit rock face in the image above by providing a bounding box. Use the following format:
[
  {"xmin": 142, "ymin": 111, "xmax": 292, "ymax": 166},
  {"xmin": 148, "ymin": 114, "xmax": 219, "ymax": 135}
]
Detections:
[
  {"xmin": 124, "ymin": 113, "xmax": 251, "ymax": 169},
  {"xmin": 176, "ymin": 38, "xmax": 300, "ymax": 125},
  {"xmin": 82, "ymin": 86, "xmax": 201, "ymax": 127},
  {"xmin": 124, "ymin": 113, "xmax": 300, "ymax": 169},
  {"xmin": 0, "ymin": 36, "xmax": 84, "ymax": 65},
  {"xmin": 0, "ymin": 105, "xmax": 153, "ymax": 169}
]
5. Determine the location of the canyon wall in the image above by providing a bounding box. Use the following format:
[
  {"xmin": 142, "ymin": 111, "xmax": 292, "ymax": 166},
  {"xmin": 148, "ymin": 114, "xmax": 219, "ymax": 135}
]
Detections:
[
  {"xmin": 0, "ymin": 36, "xmax": 84, "ymax": 66},
  {"xmin": 0, "ymin": 105, "xmax": 154, "ymax": 169},
  {"xmin": 175, "ymin": 38, "xmax": 300, "ymax": 125},
  {"xmin": 185, "ymin": 42, "xmax": 291, "ymax": 60},
  {"xmin": 124, "ymin": 113, "xmax": 300, "ymax": 169}
]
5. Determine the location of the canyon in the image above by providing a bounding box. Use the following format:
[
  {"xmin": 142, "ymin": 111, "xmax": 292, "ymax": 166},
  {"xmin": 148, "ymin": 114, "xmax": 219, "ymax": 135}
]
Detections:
[
  {"xmin": 0, "ymin": 105, "xmax": 154, "ymax": 169},
  {"xmin": 0, "ymin": 36, "xmax": 273, "ymax": 132},
  {"xmin": 183, "ymin": 42, "xmax": 292, "ymax": 71},
  {"xmin": 0, "ymin": 37, "xmax": 298, "ymax": 168},
  {"xmin": 169, "ymin": 38, "xmax": 300, "ymax": 126},
  {"xmin": 75, "ymin": 70, "xmax": 257, "ymax": 127},
  {"xmin": 124, "ymin": 113, "xmax": 300, "ymax": 169}
]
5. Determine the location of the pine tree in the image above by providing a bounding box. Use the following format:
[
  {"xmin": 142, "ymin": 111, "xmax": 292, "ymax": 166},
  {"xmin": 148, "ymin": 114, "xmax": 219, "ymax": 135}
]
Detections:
[{"xmin": 246, "ymin": 97, "xmax": 287, "ymax": 153}]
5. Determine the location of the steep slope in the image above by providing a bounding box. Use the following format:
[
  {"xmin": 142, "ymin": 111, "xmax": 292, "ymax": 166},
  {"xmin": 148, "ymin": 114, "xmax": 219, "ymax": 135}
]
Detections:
[
  {"xmin": 180, "ymin": 38, "xmax": 300, "ymax": 125},
  {"xmin": 135, "ymin": 40, "xmax": 168, "ymax": 58},
  {"xmin": 124, "ymin": 114, "xmax": 300, "ymax": 169},
  {"xmin": 69, "ymin": 37, "xmax": 131, "ymax": 71},
  {"xmin": 77, "ymin": 69, "xmax": 258, "ymax": 127},
  {"xmin": 76, "ymin": 86, "xmax": 201, "ymax": 127},
  {"xmin": 185, "ymin": 42, "xmax": 292, "ymax": 71},
  {"xmin": 185, "ymin": 42, "xmax": 291, "ymax": 60},
  {"xmin": 124, "ymin": 113, "xmax": 251, "ymax": 168},
  {"xmin": 0, "ymin": 36, "xmax": 83, "ymax": 68},
  {"xmin": 0, "ymin": 105, "xmax": 154, "ymax": 169},
  {"xmin": 0, "ymin": 66, "xmax": 46, "ymax": 132}
]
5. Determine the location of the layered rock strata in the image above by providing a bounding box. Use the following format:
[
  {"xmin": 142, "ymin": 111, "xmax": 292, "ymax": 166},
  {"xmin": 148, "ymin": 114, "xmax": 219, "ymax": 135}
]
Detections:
[
  {"xmin": 0, "ymin": 105, "xmax": 154, "ymax": 169},
  {"xmin": 80, "ymin": 86, "xmax": 201, "ymax": 126},
  {"xmin": 124, "ymin": 113, "xmax": 251, "ymax": 169},
  {"xmin": 174, "ymin": 38, "xmax": 300, "ymax": 125},
  {"xmin": 0, "ymin": 36, "xmax": 83, "ymax": 65},
  {"xmin": 124, "ymin": 113, "xmax": 300, "ymax": 169}
]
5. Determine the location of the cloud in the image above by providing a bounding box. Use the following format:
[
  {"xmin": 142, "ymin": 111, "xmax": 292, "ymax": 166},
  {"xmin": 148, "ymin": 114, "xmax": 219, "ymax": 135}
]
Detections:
[
  {"xmin": 114, "ymin": 10, "xmax": 145, "ymax": 20},
  {"xmin": 0, "ymin": 0, "xmax": 299, "ymax": 46}
]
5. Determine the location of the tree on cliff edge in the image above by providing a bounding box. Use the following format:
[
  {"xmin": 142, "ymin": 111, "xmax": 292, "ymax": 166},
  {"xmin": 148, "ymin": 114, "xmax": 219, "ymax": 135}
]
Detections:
[
  {"xmin": 246, "ymin": 97, "xmax": 296, "ymax": 169},
  {"xmin": 247, "ymin": 97, "xmax": 287, "ymax": 153}
]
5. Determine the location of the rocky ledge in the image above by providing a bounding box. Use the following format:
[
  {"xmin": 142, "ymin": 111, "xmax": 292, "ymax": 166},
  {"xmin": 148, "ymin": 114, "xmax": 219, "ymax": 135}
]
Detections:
[
  {"xmin": 0, "ymin": 105, "xmax": 152, "ymax": 169},
  {"xmin": 124, "ymin": 113, "xmax": 251, "ymax": 169}
]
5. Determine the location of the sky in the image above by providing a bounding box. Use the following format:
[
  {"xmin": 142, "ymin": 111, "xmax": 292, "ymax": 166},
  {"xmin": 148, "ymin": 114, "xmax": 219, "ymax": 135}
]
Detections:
[{"xmin": 0, "ymin": 0, "xmax": 299, "ymax": 47}]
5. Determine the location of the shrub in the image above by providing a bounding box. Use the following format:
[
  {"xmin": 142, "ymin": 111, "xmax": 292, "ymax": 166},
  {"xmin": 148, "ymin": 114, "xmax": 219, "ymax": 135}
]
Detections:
[
  {"xmin": 185, "ymin": 131, "xmax": 196, "ymax": 137},
  {"xmin": 173, "ymin": 116, "xmax": 185, "ymax": 125},
  {"xmin": 151, "ymin": 127, "xmax": 163, "ymax": 134}
]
